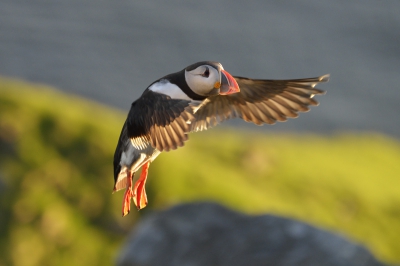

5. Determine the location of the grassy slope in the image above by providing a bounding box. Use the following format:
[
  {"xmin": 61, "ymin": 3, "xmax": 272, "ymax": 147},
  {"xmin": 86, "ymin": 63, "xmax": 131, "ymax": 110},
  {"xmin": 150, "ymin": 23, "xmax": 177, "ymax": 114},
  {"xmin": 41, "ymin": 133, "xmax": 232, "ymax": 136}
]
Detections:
[{"xmin": 0, "ymin": 77, "xmax": 399, "ymax": 265}]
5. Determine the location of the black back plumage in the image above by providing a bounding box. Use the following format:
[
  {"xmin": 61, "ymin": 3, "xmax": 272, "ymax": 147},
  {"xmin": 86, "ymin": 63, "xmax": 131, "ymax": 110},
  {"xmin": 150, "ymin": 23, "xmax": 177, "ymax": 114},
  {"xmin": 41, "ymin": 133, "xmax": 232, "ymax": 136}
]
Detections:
[
  {"xmin": 113, "ymin": 121, "xmax": 128, "ymax": 183},
  {"xmin": 124, "ymin": 88, "xmax": 199, "ymax": 152}
]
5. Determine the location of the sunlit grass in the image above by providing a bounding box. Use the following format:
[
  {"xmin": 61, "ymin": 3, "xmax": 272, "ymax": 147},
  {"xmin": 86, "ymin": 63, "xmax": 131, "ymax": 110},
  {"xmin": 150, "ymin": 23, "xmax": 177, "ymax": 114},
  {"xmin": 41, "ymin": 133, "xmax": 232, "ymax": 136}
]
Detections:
[{"xmin": 0, "ymin": 77, "xmax": 399, "ymax": 265}]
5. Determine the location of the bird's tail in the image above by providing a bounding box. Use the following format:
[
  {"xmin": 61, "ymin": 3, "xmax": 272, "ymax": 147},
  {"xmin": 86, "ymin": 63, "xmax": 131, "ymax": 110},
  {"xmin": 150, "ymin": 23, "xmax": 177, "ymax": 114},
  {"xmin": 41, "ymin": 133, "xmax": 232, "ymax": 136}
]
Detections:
[{"xmin": 113, "ymin": 167, "xmax": 129, "ymax": 192}]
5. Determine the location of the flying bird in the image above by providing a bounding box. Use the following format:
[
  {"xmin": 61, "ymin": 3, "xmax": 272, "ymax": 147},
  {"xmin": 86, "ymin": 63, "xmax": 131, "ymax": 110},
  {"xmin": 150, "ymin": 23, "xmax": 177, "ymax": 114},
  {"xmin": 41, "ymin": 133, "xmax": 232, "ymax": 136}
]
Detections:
[{"xmin": 113, "ymin": 61, "xmax": 329, "ymax": 216}]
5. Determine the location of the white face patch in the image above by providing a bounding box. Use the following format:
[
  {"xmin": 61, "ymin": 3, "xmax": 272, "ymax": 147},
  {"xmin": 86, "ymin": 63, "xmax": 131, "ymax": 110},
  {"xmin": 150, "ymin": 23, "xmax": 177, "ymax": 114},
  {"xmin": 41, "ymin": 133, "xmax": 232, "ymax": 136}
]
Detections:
[
  {"xmin": 149, "ymin": 80, "xmax": 191, "ymax": 100},
  {"xmin": 185, "ymin": 65, "xmax": 221, "ymax": 96}
]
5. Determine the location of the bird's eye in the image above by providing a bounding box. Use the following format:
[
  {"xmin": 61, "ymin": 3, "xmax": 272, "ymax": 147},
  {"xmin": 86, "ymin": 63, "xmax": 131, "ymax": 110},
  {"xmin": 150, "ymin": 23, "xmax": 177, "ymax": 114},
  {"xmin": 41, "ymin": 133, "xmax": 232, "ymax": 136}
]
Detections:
[{"xmin": 201, "ymin": 67, "xmax": 210, "ymax": 78}]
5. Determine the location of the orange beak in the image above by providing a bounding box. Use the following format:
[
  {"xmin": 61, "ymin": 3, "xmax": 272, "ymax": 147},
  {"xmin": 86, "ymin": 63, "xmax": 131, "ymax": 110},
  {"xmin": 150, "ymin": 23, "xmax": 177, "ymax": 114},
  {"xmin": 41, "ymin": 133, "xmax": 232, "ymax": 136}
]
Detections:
[{"xmin": 219, "ymin": 69, "xmax": 240, "ymax": 95}]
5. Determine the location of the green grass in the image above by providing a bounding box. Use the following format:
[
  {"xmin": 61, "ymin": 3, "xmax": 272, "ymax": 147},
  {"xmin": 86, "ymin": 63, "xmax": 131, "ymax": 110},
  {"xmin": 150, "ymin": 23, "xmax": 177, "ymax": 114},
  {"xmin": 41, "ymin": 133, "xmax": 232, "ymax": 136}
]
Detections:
[
  {"xmin": 0, "ymin": 77, "xmax": 399, "ymax": 265},
  {"xmin": 150, "ymin": 130, "xmax": 400, "ymax": 263}
]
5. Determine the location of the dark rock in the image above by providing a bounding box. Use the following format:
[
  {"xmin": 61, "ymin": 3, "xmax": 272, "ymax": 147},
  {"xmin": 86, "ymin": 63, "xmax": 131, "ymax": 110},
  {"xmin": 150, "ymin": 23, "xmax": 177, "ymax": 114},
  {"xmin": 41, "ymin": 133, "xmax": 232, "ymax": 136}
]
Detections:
[{"xmin": 117, "ymin": 202, "xmax": 385, "ymax": 266}]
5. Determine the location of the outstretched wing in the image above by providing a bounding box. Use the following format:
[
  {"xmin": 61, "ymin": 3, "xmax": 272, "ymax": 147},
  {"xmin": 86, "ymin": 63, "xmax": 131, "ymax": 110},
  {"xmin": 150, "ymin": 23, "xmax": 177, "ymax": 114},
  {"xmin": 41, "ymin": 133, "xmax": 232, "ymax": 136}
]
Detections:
[
  {"xmin": 190, "ymin": 74, "xmax": 329, "ymax": 132},
  {"xmin": 126, "ymin": 89, "xmax": 200, "ymax": 152}
]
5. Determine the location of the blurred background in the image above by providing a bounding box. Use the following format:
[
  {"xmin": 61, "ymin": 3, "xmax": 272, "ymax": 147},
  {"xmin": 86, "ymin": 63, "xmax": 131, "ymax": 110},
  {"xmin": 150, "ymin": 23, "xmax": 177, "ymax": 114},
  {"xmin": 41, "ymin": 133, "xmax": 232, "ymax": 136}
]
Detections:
[{"xmin": 0, "ymin": 1, "xmax": 399, "ymax": 265}]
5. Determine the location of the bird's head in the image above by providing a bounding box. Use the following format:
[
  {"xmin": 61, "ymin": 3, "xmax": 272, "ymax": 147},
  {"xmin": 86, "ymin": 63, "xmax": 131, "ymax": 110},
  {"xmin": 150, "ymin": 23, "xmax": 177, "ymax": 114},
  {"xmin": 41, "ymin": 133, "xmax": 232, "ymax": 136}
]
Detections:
[{"xmin": 184, "ymin": 61, "xmax": 240, "ymax": 97}]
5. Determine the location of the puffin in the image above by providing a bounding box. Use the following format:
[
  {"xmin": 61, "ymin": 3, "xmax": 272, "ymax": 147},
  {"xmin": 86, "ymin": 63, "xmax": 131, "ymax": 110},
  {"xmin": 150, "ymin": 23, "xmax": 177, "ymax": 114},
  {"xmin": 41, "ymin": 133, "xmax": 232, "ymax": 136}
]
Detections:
[{"xmin": 113, "ymin": 61, "xmax": 329, "ymax": 216}]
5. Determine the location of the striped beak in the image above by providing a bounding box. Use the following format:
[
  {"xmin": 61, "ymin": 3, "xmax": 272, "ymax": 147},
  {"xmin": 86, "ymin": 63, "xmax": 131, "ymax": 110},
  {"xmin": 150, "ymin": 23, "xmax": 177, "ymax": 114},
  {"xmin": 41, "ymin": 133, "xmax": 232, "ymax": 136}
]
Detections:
[{"xmin": 219, "ymin": 69, "xmax": 240, "ymax": 95}]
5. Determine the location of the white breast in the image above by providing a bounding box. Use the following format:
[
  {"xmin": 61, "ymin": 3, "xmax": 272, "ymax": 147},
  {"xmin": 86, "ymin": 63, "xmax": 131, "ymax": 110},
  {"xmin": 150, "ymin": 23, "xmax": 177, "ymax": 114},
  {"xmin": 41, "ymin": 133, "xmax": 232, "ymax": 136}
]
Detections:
[{"xmin": 148, "ymin": 80, "xmax": 191, "ymax": 100}]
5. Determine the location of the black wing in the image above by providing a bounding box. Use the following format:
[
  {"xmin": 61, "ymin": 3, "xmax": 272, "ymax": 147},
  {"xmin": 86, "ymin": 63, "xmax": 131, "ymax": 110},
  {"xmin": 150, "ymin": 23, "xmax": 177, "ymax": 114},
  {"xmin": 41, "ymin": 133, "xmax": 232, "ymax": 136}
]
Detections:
[
  {"xmin": 126, "ymin": 89, "xmax": 198, "ymax": 152},
  {"xmin": 190, "ymin": 74, "xmax": 329, "ymax": 131},
  {"xmin": 113, "ymin": 121, "xmax": 130, "ymax": 190}
]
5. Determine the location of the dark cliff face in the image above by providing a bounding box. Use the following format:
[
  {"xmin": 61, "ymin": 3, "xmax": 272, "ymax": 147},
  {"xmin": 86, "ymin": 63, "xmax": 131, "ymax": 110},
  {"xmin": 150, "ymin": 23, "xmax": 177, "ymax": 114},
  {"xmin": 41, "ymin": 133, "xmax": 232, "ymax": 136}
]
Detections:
[
  {"xmin": 117, "ymin": 202, "xmax": 385, "ymax": 266},
  {"xmin": 0, "ymin": 1, "xmax": 400, "ymax": 137}
]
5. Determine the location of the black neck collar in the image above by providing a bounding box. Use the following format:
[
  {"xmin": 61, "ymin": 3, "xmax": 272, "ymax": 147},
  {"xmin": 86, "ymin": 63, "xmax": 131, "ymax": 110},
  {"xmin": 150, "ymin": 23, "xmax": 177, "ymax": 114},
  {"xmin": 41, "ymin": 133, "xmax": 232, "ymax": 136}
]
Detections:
[{"xmin": 163, "ymin": 69, "xmax": 207, "ymax": 101}]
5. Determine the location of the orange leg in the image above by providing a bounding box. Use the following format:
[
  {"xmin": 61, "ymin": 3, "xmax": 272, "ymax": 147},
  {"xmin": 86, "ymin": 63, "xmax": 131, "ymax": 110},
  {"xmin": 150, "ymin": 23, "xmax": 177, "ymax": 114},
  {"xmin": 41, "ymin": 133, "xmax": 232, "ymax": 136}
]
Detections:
[
  {"xmin": 133, "ymin": 162, "xmax": 150, "ymax": 210},
  {"xmin": 122, "ymin": 171, "xmax": 134, "ymax": 216}
]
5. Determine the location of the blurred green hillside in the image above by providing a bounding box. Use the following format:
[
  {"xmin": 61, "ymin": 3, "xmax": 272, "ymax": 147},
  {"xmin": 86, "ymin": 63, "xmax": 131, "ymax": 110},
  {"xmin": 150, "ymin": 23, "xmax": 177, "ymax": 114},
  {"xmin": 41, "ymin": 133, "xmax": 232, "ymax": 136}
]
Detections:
[{"xmin": 0, "ymin": 77, "xmax": 399, "ymax": 266}]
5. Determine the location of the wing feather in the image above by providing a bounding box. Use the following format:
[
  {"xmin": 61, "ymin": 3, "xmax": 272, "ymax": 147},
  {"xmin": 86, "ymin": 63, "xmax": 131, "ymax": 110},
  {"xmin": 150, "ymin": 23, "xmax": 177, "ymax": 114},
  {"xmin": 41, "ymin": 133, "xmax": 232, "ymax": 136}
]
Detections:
[
  {"xmin": 126, "ymin": 89, "xmax": 200, "ymax": 151},
  {"xmin": 190, "ymin": 74, "xmax": 328, "ymax": 131}
]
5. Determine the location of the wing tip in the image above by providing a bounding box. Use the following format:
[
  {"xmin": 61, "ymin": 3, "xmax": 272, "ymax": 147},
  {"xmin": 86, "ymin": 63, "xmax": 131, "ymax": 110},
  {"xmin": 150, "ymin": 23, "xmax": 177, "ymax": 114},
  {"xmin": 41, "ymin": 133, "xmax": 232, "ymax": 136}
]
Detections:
[
  {"xmin": 319, "ymin": 74, "xmax": 330, "ymax": 83},
  {"xmin": 312, "ymin": 75, "xmax": 329, "ymax": 95},
  {"xmin": 311, "ymin": 88, "xmax": 326, "ymax": 96}
]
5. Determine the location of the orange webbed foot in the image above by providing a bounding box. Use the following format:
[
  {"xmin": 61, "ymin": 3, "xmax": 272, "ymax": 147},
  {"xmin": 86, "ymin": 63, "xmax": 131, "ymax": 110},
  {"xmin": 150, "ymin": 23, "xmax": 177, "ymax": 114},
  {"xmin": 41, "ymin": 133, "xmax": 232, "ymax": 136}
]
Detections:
[
  {"xmin": 122, "ymin": 171, "xmax": 134, "ymax": 216},
  {"xmin": 133, "ymin": 162, "xmax": 150, "ymax": 210}
]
